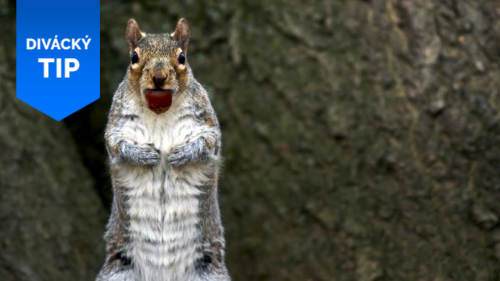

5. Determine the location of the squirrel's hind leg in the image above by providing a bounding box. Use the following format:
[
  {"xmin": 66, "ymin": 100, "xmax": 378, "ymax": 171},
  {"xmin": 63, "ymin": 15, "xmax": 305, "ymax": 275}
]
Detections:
[{"xmin": 95, "ymin": 255, "xmax": 135, "ymax": 281}]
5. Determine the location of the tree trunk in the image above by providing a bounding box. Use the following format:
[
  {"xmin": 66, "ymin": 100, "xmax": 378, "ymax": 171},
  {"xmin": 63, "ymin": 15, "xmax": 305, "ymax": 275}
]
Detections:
[
  {"xmin": 96, "ymin": 0, "xmax": 500, "ymax": 280},
  {"xmin": 0, "ymin": 1, "xmax": 106, "ymax": 280},
  {"xmin": 3, "ymin": 0, "xmax": 500, "ymax": 280}
]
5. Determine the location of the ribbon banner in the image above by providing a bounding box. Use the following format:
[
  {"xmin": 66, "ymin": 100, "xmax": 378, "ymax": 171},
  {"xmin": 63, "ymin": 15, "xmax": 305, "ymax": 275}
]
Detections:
[{"xmin": 17, "ymin": 0, "xmax": 100, "ymax": 121}]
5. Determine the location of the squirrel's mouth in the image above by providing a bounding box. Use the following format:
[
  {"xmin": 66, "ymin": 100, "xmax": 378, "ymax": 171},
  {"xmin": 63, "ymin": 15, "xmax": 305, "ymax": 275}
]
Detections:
[{"xmin": 145, "ymin": 89, "xmax": 173, "ymax": 114}]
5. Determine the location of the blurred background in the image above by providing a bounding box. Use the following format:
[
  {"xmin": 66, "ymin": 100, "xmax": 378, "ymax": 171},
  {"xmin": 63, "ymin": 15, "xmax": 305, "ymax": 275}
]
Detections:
[{"xmin": 1, "ymin": 0, "xmax": 500, "ymax": 280}]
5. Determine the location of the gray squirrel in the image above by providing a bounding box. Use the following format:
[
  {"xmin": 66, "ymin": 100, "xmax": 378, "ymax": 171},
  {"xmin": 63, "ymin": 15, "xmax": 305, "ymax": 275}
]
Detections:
[{"xmin": 96, "ymin": 18, "xmax": 230, "ymax": 281}]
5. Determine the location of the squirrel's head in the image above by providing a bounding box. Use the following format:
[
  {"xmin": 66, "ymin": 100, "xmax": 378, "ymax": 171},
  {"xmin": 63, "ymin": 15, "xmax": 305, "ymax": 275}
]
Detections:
[{"xmin": 125, "ymin": 18, "xmax": 190, "ymax": 114}]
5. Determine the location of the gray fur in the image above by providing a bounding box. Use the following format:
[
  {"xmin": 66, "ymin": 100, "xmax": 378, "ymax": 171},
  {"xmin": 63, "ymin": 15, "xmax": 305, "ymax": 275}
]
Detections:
[
  {"xmin": 119, "ymin": 140, "xmax": 160, "ymax": 165},
  {"xmin": 167, "ymin": 137, "xmax": 210, "ymax": 166}
]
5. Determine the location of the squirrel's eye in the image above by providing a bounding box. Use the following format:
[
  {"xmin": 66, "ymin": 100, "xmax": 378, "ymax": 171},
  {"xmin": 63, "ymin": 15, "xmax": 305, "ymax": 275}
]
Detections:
[
  {"xmin": 131, "ymin": 52, "xmax": 139, "ymax": 64},
  {"xmin": 178, "ymin": 53, "xmax": 185, "ymax": 65}
]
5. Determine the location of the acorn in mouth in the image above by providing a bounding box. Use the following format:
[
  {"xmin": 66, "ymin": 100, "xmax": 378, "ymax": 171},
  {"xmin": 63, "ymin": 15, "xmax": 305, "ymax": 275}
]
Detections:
[{"xmin": 145, "ymin": 89, "xmax": 173, "ymax": 114}]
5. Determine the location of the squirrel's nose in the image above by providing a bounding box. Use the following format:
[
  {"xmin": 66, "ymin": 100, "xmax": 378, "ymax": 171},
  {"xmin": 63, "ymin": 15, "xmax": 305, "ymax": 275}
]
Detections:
[{"xmin": 152, "ymin": 76, "xmax": 167, "ymax": 88}]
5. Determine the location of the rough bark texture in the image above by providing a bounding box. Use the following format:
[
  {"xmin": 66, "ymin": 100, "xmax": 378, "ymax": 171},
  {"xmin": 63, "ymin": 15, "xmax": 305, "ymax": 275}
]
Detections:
[
  {"xmin": 3, "ymin": 0, "xmax": 500, "ymax": 280},
  {"xmin": 95, "ymin": 1, "xmax": 500, "ymax": 280},
  {"xmin": 0, "ymin": 1, "xmax": 106, "ymax": 280}
]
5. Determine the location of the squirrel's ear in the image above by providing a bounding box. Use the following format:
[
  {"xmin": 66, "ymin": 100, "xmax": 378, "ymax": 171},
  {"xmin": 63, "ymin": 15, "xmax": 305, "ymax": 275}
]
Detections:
[
  {"xmin": 126, "ymin": 19, "xmax": 144, "ymax": 51},
  {"xmin": 173, "ymin": 18, "xmax": 190, "ymax": 54}
]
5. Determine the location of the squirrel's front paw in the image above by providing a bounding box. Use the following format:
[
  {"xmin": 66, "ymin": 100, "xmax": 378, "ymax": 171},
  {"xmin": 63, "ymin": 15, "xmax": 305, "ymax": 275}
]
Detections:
[
  {"xmin": 167, "ymin": 139, "xmax": 207, "ymax": 166},
  {"xmin": 119, "ymin": 140, "xmax": 160, "ymax": 165}
]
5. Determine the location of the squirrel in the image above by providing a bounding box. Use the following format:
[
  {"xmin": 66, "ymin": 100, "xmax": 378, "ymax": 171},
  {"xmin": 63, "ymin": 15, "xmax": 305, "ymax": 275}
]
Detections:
[{"xmin": 96, "ymin": 18, "xmax": 230, "ymax": 281}]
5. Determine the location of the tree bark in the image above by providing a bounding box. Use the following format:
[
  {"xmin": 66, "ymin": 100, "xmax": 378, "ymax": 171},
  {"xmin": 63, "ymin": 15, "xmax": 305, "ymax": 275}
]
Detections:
[
  {"xmin": 3, "ymin": 0, "xmax": 500, "ymax": 280},
  {"xmin": 95, "ymin": 0, "xmax": 500, "ymax": 280},
  {"xmin": 0, "ymin": 1, "xmax": 106, "ymax": 280}
]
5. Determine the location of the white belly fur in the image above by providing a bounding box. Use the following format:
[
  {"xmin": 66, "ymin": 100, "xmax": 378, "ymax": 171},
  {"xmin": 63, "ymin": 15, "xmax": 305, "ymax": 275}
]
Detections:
[{"xmin": 115, "ymin": 102, "xmax": 212, "ymax": 281}]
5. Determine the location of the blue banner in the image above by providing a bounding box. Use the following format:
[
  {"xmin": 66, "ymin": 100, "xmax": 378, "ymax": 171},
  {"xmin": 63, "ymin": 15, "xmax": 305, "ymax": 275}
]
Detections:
[{"xmin": 16, "ymin": 0, "xmax": 100, "ymax": 121}]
